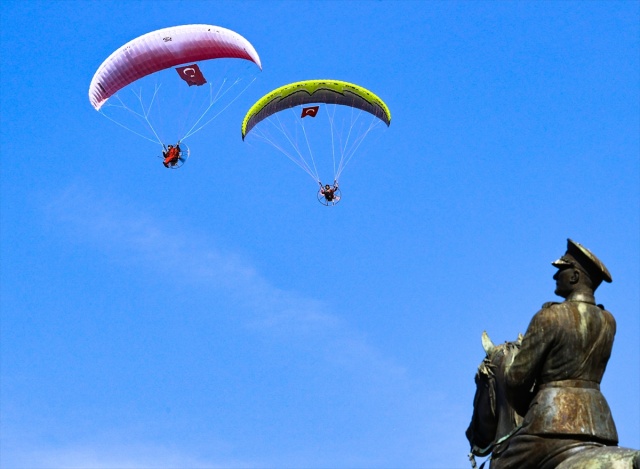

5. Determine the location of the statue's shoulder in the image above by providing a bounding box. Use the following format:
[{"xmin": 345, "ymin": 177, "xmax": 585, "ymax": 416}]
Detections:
[{"xmin": 533, "ymin": 302, "xmax": 564, "ymax": 323}]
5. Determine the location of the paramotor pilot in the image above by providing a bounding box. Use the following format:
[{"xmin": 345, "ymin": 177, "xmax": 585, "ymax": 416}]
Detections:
[
  {"xmin": 163, "ymin": 143, "xmax": 182, "ymax": 168},
  {"xmin": 319, "ymin": 181, "xmax": 340, "ymax": 203}
]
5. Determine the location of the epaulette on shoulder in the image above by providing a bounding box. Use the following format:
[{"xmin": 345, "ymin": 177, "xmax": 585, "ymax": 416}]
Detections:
[
  {"xmin": 597, "ymin": 304, "xmax": 605, "ymax": 310},
  {"xmin": 542, "ymin": 301, "xmax": 560, "ymax": 309}
]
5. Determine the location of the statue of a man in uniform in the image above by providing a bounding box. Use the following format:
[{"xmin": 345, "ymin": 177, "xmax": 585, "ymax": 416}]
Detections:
[{"xmin": 490, "ymin": 239, "xmax": 619, "ymax": 469}]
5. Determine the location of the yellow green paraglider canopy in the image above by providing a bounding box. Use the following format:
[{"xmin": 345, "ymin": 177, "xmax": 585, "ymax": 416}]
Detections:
[{"xmin": 242, "ymin": 79, "xmax": 391, "ymax": 139}]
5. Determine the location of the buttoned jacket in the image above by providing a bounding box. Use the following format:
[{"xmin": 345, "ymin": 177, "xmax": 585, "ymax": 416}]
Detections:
[{"xmin": 505, "ymin": 298, "xmax": 618, "ymax": 443}]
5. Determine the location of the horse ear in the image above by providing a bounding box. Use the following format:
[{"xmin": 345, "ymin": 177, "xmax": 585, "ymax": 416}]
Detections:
[{"xmin": 482, "ymin": 331, "xmax": 495, "ymax": 356}]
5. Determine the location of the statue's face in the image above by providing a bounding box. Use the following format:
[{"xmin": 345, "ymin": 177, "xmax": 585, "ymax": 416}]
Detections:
[{"xmin": 553, "ymin": 266, "xmax": 576, "ymax": 298}]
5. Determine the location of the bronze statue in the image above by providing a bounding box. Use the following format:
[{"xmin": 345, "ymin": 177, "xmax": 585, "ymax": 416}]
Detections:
[{"xmin": 466, "ymin": 239, "xmax": 640, "ymax": 469}]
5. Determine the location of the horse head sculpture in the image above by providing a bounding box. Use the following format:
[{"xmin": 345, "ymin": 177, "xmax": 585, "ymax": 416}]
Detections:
[{"xmin": 466, "ymin": 332, "xmax": 523, "ymax": 462}]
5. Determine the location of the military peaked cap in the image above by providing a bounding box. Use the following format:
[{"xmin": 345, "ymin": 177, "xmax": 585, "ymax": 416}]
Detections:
[{"xmin": 552, "ymin": 238, "xmax": 612, "ymax": 283}]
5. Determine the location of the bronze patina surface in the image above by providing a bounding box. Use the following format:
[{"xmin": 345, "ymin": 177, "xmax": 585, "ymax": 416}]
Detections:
[{"xmin": 467, "ymin": 239, "xmax": 640, "ymax": 469}]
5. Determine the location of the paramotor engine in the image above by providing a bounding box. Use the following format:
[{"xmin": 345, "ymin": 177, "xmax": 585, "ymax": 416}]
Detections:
[
  {"xmin": 89, "ymin": 24, "xmax": 262, "ymax": 167},
  {"xmin": 241, "ymin": 80, "xmax": 391, "ymax": 203}
]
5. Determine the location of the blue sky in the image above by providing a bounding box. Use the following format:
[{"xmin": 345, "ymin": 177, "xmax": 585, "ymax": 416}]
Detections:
[{"xmin": 1, "ymin": 1, "xmax": 638, "ymax": 468}]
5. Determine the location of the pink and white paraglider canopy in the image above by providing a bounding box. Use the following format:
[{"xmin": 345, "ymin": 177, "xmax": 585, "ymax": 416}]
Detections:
[{"xmin": 89, "ymin": 24, "xmax": 262, "ymax": 111}]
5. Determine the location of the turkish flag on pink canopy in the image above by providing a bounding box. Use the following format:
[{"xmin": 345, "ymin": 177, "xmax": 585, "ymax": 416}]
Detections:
[
  {"xmin": 176, "ymin": 64, "xmax": 207, "ymax": 86},
  {"xmin": 88, "ymin": 24, "xmax": 262, "ymax": 111}
]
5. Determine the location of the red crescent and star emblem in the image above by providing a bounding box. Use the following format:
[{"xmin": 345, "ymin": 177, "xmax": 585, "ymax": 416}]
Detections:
[
  {"xmin": 175, "ymin": 64, "xmax": 207, "ymax": 86},
  {"xmin": 301, "ymin": 106, "xmax": 320, "ymax": 118}
]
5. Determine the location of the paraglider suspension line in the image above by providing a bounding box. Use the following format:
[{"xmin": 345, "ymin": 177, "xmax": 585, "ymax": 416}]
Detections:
[
  {"xmin": 181, "ymin": 76, "xmax": 257, "ymax": 142},
  {"xmin": 129, "ymin": 85, "xmax": 165, "ymax": 146},
  {"xmin": 251, "ymin": 127, "xmax": 318, "ymax": 181},
  {"xmin": 326, "ymin": 104, "xmax": 339, "ymax": 181},
  {"xmin": 271, "ymin": 112, "xmax": 319, "ymax": 181},
  {"xmin": 298, "ymin": 110, "xmax": 321, "ymax": 182},
  {"xmin": 334, "ymin": 110, "xmax": 381, "ymax": 181},
  {"xmin": 100, "ymin": 86, "xmax": 166, "ymax": 146}
]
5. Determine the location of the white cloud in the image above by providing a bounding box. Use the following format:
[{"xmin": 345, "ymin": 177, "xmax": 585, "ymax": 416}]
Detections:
[
  {"xmin": 25, "ymin": 185, "xmax": 447, "ymax": 468},
  {"xmin": 45, "ymin": 185, "xmax": 405, "ymax": 374}
]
